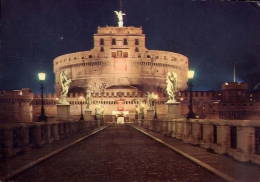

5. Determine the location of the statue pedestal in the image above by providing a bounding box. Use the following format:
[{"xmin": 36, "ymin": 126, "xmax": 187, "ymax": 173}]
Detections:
[
  {"xmin": 85, "ymin": 110, "xmax": 93, "ymax": 121},
  {"xmin": 139, "ymin": 113, "xmax": 144, "ymax": 119},
  {"xmin": 163, "ymin": 101, "xmax": 182, "ymax": 120},
  {"xmin": 57, "ymin": 104, "xmax": 70, "ymax": 120},
  {"xmin": 147, "ymin": 109, "xmax": 154, "ymax": 119}
]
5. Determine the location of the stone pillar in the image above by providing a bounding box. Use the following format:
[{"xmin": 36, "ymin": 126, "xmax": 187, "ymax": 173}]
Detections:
[
  {"xmin": 57, "ymin": 104, "xmax": 70, "ymax": 120},
  {"xmin": 200, "ymin": 124, "xmax": 211, "ymax": 149},
  {"xmin": 147, "ymin": 109, "xmax": 154, "ymax": 119},
  {"xmin": 20, "ymin": 126, "xmax": 30, "ymax": 151},
  {"xmin": 164, "ymin": 102, "xmax": 182, "ymax": 120},
  {"xmin": 2, "ymin": 129, "xmax": 14, "ymax": 157},
  {"xmin": 170, "ymin": 121, "xmax": 176, "ymax": 138},
  {"xmin": 34, "ymin": 123, "xmax": 45, "ymax": 147},
  {"xmin": 85, "ymin": 110, "xmax": 93, "ymax": 121},
  {"xmin": 52, "ymin": 123, "xmax": 60, "ymax": 141}
]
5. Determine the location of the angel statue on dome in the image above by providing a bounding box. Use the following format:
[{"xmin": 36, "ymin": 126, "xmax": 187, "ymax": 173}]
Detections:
[{"xmin": 114, "ymin": 10, "xmax": 126, "ymax": 27}]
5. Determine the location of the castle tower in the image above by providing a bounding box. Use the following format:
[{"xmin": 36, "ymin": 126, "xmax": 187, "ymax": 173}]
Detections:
[{"xmin": 53, "ymin": 26, "xmax": 189, "ymax": 95}]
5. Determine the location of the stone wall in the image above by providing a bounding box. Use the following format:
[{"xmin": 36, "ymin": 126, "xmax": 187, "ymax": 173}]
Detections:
[
  {"xmin": 0, "ymin": 120, "xmax": 104, "ymax": 159},
  {"xmin": 134, "ymin": 118, "xmax": 260, "ymax": 165}
]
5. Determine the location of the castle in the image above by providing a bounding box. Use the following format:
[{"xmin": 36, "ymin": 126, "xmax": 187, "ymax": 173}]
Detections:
[{"xmin": 1, "ymin": 13, "xmax": 260, "ymax": 123}]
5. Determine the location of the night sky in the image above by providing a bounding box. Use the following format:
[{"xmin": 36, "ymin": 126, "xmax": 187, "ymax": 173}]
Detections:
[{"xmin": 1, "ymin": 0, "xmax": 260, "ymax": 94}]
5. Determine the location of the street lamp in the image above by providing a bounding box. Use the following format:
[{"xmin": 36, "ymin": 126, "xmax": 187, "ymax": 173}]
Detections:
[
  {"xmin": 38, "ymin": 72, "xmax": 47, "ymax": 122},
  {"xmin": 187, "ymin": 70, "xmax": 195, "ymax": 119},
  {"xmin": 141, "ymin": 103, "xmax": 145, "ymax": 119},
  {"xmin": 153, "ymin": 94, "xmax": 158, "ymax": 119},
  {"xmin": 79, "ymin": 95, "xmax": 84, "ymax": 121}
]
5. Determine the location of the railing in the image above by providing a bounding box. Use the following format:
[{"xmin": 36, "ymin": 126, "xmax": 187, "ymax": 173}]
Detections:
[
  {"xmin": 0, "ymin": 120, "xmax": 104, "ymax": 159},
  {"xmin": 134, "ymin": 118, "xmax": 260, "ymax": 165}
]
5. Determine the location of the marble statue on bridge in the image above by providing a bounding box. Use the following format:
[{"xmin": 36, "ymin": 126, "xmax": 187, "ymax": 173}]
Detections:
[
  {"xmin": 146, "ymin": 91, "xmax": 155, "ymax": 110},
  {"xmin": 58, "ymin": 70, "xmax": 71, "ymax": 105},
  {"xmin": 166, "ymin": 71, "xmax": 178, "ymax": 103}
]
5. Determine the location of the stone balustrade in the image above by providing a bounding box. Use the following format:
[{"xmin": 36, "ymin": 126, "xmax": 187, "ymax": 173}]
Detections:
[
  {"xmin": 134, "ymin": 118, "xmax": 260, "ymax": 165},
  {"xmin": 0, "ymin": 120, "xmax": 103, "ymax": 159}
]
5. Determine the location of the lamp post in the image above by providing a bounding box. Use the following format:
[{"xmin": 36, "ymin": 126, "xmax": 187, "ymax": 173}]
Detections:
[
  {"xmin": 79, "ymin": 95, "xmax": 84, "ymax": 121},
  {"xmin": 187, "ymin": 70, "xmax": 195, "ymax": 119},
  {"xmin": 141, "ymin": 103, "xmax": 145, "ymax": 119},
  {"xmin": 153, "ymin": 94, "xmax": 158, "ymax": 119},
  {"xmin": 38, "ymin": 72, "xmax": 47, "ymax": 122}
]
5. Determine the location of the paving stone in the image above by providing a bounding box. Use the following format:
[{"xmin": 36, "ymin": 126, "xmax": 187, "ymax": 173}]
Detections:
[{"xmin": 11, "ymin": 125, "xmax": 221, "ymax": 182}]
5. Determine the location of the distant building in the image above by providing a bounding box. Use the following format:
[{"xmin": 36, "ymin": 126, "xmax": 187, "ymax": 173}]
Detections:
[
  {"xmin": 0, "ymin": 89, "xmax": 33, "ymax": 123},
  {"xmin": 219, "ymin": 82, "xmax": 260, "ymax": 120}
]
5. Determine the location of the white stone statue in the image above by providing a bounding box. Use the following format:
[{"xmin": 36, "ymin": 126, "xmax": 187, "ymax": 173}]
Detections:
[
  {"xmin": 58, "ymin": 70, "xmax": 71, "ymax": 104},
  {"xmin": 85, "ymin": 90, "xmax": 92, "ymax": 110},
  {"xmin": 114, "ymin": 11, "xmax": 125, "ymax": 27},
  {"xmin": 166, "ymin": 71, "xmax": 177, "ymax": 103},
  {"xmin": 95, "ymin": 103, "xmax": 101, "ymax": 115},
  {"xmin": 146, "ymin": 91, "xmax": 155, "ymax": 110},
  {"xmin": 138, "ymin": 100, "xmax": 144, "ymax": 114}
]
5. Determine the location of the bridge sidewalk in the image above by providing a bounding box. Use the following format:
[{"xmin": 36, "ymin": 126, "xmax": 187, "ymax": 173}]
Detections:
[
  {"xmin": 132, "ymin": 125, "xmax": 260, "ymax": 182},
  {"xmin": 0, "ymin": 125, "xmax": 109, "ymax": 181}
]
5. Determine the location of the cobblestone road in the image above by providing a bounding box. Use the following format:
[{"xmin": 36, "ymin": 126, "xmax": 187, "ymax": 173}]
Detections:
[{"xmin": 12, "ymin": 125, "xmax": 222, "ymax": 182}]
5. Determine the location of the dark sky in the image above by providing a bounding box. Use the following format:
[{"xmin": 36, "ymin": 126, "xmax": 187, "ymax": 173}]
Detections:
[{"xmin": 1, "ymin": 0, "xmax": 260, "ymax": 94}]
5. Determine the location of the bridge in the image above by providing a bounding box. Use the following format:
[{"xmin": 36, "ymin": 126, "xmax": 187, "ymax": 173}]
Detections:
[{"xmin": 1, "ymin": 124, "xmax": 260, "ymax": 182}]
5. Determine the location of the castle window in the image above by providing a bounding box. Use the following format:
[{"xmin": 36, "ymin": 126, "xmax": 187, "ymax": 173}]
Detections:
[
  {"xmin": 89, "ymin": 55, "xmax": 92, "ymax": 58},
  {"xmin": 135, "ymin": 39, "xmax": 139, "ymax": 45},
  {"xmin": 117, "ymin": 51, "xmax": 122, "ymax": 57},
  {"xmin": 123, "ymin": 38, "xmax": 128, "ymax": 45},
  {"xmin": 135, "ymin": 47, "xmax": 139, "ymax": 52},
  {"xmin": 147, "ymin": 55, "xmax": 150, "ymax": 58},
  {"xmin": 123, "ymin": 52, "xmax": 128, "ymax": 58},
  {"xmin": 100, "ymin": 38, "xmax": 104, "ymax": 45},
  {"xmin": 82, "ymin": 57, "xmax": 84, "ymax": 59},
  {"xmin": 155, "ymin": 56, "xmax": 159, "ymax": 59},
  {"xmin": 111, "ymin": 52, "xmax": 116, "ymax": 57},
  {"xmin": 100, "ymin": 47, "xmax": 104, "ymax": 52},
  {"xmin": 74, "ymin": 57, "xmax": 77, "ymax": 60},
  {"xmin": 112, "ymin": 38, "xmax": 116, "ymax": 45}
]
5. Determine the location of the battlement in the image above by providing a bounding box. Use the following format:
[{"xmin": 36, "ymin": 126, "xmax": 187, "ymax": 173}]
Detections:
[
  {"xmin": 222, "ymin": 82, "xmax": 248, "ymax": 90},
  {"xmin": 96, "ymin": 26, "xmax": 143, "ymax": 35},
  {"xmin": 0, "ymin": 88, "xmax": 33, "ymax": 101}
]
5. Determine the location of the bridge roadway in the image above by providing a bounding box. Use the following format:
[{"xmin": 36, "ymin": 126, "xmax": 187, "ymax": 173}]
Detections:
[
  {"xmin": 6, "ymin": 124, "xmax": 221, "ymax": 182},
  {"xmin": 1, "ymin": 124, "xmax": 260, "ymax": 181}
]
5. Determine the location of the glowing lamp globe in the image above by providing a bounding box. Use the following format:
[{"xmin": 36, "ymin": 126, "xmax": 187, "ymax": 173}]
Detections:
[
  {"xmin": 38, "ymin": 73, "xmax": 46, "ymax": 81},
  {"xmin": 187, "ymin": 70, "xmax": 195, "ymax": 79}
]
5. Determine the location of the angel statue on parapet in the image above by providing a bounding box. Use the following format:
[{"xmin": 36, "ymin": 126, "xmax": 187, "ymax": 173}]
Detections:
[
  {"xmin": 58, "ymin": 70, "xmax": 71, "ymax": 105},
  {"xmin": 114, "ymin": 10, "xmax": 125, "ymax": 27},
  {"xmin": 166, "ymin": 71, "xmax": 177, "ymax": 103},
  {"xmin": 85, "ymin": 89, "xmax": 92, "ymax": 110},
  {"xmin": 146, "ymin": 91, "xmax": 155, "ymax": 110}
]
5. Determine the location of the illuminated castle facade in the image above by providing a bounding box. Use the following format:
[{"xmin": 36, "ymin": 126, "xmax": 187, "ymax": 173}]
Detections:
[{"xmin": 53, "ymin": 26, "xmax": 189, "ymax": 96}]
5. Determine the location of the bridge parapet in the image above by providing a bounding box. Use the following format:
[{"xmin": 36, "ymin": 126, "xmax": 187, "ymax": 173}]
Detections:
[
  {"xmin": 134, "ymin": 118, "xmax": 260, "ymax": 165},
  {"xmin": 0, "ymin": 120, "xmax": 104, "ymax": 159}
]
